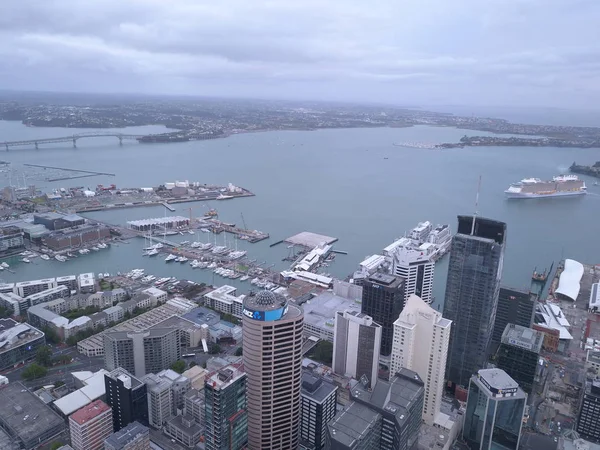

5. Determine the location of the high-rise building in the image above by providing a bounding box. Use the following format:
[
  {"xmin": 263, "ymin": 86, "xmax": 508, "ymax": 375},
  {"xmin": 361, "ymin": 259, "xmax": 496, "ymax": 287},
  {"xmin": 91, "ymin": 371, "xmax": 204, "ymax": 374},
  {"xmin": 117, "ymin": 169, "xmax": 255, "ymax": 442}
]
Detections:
[
  {"xmin": 361, "ymin": 273, "xmax": 405, "ymax": 356},
  {"xmin": 69, "ymin": 399, "xmax": 113, "ymax": 450},
  {"xmin": 104, "ymin": 421, "xmax": 150, "ymax": 450},
  {"xmin": 104, "ymin": 329, "xmax": 181, "ymax": 378},
  {"xmin": 300, "ymin": 372, "xmax": 337, "ymax": 450},
  {"xmin": 495, "ymin": 324, "xmax": 543, "ymax": 395},
  {"xmin": 105, "ymin": 368, "xmax": 148, "ymax": 432},
  {"xmin": 390, "ymin": 294, "xmax": 452, "ymax": 425},
  {"xmin": 389, "ymin": 243, "xmax": 436, "ymax": 305},
  {"xmin": 443, "ymin": 216, "xmax": 506, "ymax": 389},
  {"xmin": 491, "ymin": 287, "xmax": 536, "ymax": 353},
  {"xmin": 327, "ymin": 368, "xmax": 424, "ymax": 450},
  {"xmin": 332, "ymin": 310, "xmax": 381, "ymax": 388},
  {"xmin": 143, "ymin": 373, "xmax": 173, "ymax": 428},
  {"xmin": 576, "ymin": 380, "xmax": 600, "ymax": 443},
  {"xmin": 204, "ymin": 365, "xmax": 248, "ymax": 450},
  {"xmin": 242, "ymin": 290, "xmax": 304, "ymax": 450},
  {"xmin": 463, "ymin": 369, "xmax": 527, "ymax": 450}
]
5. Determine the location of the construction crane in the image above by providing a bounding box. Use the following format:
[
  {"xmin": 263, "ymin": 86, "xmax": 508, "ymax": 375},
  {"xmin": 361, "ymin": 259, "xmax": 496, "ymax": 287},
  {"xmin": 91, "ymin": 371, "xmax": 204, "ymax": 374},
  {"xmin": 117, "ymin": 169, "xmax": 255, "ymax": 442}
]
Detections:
[
  {"xmin": 185, "ymin": 206, "xmax": 202, "ymax": 224},
  {"xmin": 240, "ymin": 212, "xmax": 248, "ymax": 231}
]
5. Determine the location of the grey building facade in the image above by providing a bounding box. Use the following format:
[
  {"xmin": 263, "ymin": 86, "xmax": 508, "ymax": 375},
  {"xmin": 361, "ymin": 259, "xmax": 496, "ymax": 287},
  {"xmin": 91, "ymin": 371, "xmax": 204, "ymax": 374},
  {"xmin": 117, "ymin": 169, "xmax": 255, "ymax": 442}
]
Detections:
[
  {"xmin": 361, "ymin": 273, "xmax": 405, "ymax": 356},
  {"xmin": 443, "ymin": 216, "xmax": 506, "ymax": 389},
  {"xmin": 463, "ymin": 369, "xmax": 527, "ymax": 450},
  {"xmin": 327, "ymin": 368, "xmax": 424, "ymax": 450},
  {"xmin": 104, "ymin": 421, "xmax": 150, "ymax": 450},
  {"xmin": 300, "ymin": 372, "xmax": 337, "ymax": 450},
  {"xmin": 104, "ymin": 328, "xmax": 181, "ymax": 378},
  {"xmin": 491, "ymin": 287, "xmax": 536, "ymax": 353}
]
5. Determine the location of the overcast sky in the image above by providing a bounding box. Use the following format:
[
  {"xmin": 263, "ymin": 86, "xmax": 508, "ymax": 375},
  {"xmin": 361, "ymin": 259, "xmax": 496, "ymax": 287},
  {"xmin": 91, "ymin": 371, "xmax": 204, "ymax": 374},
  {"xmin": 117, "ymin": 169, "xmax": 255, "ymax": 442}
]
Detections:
[{"xmin": 1, "ymin": 0, "xmax": 599, "ymax": 109}]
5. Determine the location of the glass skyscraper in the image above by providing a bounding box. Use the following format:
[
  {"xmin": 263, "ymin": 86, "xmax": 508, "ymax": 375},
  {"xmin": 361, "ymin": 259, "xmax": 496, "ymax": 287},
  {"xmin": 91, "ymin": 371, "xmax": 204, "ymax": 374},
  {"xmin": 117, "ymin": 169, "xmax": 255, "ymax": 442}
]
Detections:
[
  {"xmin": 443, "ymin": 216, "xmax": 506, "ymax": 389},
  {"xmin": 463, "ymin": 369, "xmax": 527, "ymax": 450}
]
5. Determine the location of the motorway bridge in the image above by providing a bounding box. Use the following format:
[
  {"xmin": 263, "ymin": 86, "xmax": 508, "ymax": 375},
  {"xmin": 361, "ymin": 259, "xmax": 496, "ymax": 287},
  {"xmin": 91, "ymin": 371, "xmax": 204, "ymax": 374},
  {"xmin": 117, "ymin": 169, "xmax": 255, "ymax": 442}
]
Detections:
[{"xmin": 0, "ymin": 132, "xmax": 144, "ymax": 150}]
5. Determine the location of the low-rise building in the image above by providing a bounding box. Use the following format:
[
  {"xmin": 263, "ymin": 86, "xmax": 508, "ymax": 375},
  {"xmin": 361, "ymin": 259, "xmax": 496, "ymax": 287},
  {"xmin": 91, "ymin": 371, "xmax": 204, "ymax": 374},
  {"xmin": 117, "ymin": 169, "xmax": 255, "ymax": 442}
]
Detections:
[
  {"xmin": 0, "ymin": 292, "xmax": 27, "ymax": 316},
  {"xmin": 42, "ymin": 224, "xmax": 110, "ymax": 250},
  {"xmin": 56, "ymin": 275, "xmax": 78, "ymax": 292},
  {"xmin": 0, "ymin": 382, "xmax": 66, "ymax": 449},
  {"xmin": 15, "ymin": 278, "xmax": 57, "ymax": 298},
  {"xmin": 104, "ymin": 305, "xmax": 125, "ymax": 324},
  {"xmin": 104, "ymin": 421, "xmax": 150, "ymax": 450},
  {"xmin": 25, "ymin": 286, "xmax": 69, "ymax": 308},
  {"xmin": 78, "ymin": 273, "xmax": 96, "ymax": 294},
  {"xmin": 183, "ymin": 389, "xmax": 205, "ymax": 425},
  {"xmin": 182, "ymin": 366, "xmax": 209, "ymax": 390},
  {"xmin": 54, "ymin": 369, "xmax": 110, "ymax": 417},
  {"xmin": 151, "ymin": 316, "xmax": 205, "ymax": 348},
  {"xmin": 89, "ymin": 311, "xmax": 109, "ymax": 329},
  {"xmin": 0, "ymin": 225, "xmax": 24, "ymax": 254},
  {"xmin": 69, "ymin": 399, "xmax": 113, "ymax": 450},
  {"xmin": 164, "ymin": 415, "xmax": 203, "ymax": 448},
  {"xmin": 300, "ymin": 290, "xmax": 362, "ymax": 343},
  {"xmin": 34, "ymin": 212, "xmax": 85, "ymax": 231},
  {"xmin": 587, "ymin": 351, "xmax": 600, "ymax": 376},
  {"xmin": 143, "ymin": 287, "xmax": 167, "ymax": 304},
  {"xmin": 0, "ymin": 319, "xmax": 46, "ymax": 371},
  {"xmin": 203, "ymin": 285, "xmax": 245, "ymax": 318}
]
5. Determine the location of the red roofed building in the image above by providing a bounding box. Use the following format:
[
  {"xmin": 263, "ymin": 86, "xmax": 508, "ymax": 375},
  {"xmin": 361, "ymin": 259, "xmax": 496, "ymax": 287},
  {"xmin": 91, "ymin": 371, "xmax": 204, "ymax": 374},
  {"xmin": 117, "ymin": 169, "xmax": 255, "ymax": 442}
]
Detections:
[{"xmin": 69, "ymin": 399, "xmax": 113, "ymax": 450}]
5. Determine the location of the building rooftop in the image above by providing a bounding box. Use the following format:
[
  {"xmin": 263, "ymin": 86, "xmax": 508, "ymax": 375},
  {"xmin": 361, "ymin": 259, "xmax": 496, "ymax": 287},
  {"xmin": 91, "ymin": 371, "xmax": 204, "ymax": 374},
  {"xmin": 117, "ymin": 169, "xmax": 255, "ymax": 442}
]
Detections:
[
  {"xmin": 0, "ymin": 319, "xmax": 44, "ymax": 353},
  {"xmin": 590, "ymin": 283, "xmax": 600, "ymax": 311},
  {"xmin": 367, "ymin": 272, "xmax": 401, "ymax": 287},
  {"xmin": 206, "ymin": 365, "xmax": 245, "ymax": 390},
  {"xmin": 104, "ymin": 421, "xmax": 148, "ymax": 449},
  {"xmin": 243, "ymin": 291, "xmax": 298, "ymax": 321},
  {"xmin": 104, "ymin": 305, "xmax": 124, "ymax": 315},
  {"xmin": 104, "ymin": 327, "xmax": 177, "ymax": 342},
  {"xmin": 501, "ymin": 323, "xmax": 544, "ymax": 353},
  {"xmin": 302, "ymin": 291, "xmax": 361, "ymax": 331},
  {"xmin": 106, "ymin": 368, "xmax": 143, "ymax": 389},
  {"xmin": 328, "ymin": 401, "xmax": 381, "ymax": 448},
  {"xmin": 0, "ymin": 382, "xmax": 65, "ymax": 443},
  {"xmin": 285, "ymin": 231, "xmax": 338, "ymax": 248},
  {"xmin": 15, "ymin": 278, "xmax": 55, "ymax": 288},
  {"xmin": 301, "ymin": 372, "xmax": 337, "ymax": 404},
  {"xmin": 54, "ymin": 369, "xmax": 109, "ymax": 416},
  {"xmin": 151, "ymin": 315, "xmax": 204, "ymax": 334},
  {"xmin": 476, "ymin": 368, "xmax": 524, "ymax": 396},
  {"xmin": 166, "ymin": 414, "xmax": 203, "ymax": 438},
  {"xmin": 70, "ymin": 399, "xmax": 110, "ymax": 425},
  {"xmin": 556, "ymin": 259, "xmax": 584, "ymax": 301}
]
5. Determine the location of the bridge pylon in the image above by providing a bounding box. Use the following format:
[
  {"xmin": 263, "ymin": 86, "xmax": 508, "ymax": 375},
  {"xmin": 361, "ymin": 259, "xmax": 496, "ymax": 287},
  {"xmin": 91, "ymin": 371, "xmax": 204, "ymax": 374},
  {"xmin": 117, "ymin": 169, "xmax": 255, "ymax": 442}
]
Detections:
[
  {"xmin": 73, "ymin": 138, "xmax": 77, "ymax": 149},
  {"xmin": 35, "ymin": 142, "xmax": 39, "ymax": 150},
  {"xmin": 118, "ymin": 136, "xmax": 123, "ymax": 146}
]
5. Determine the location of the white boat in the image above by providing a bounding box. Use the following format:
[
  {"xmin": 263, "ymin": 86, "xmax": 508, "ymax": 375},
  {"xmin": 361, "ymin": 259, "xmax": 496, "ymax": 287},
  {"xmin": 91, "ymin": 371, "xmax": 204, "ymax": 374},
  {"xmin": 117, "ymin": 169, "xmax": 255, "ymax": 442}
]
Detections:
[
  {"xmin": 146, "ymin": 248, "xmax": 159, "ymax": 256},
  {"xmin": 181, "ymin": 241, "xmax": 190, "ymax": 246},
  {"xmin": 1, "ymin": 262, "xmax": 9, "ymax": 268},
  {"xmin": 191, "ymin": 242, "xmax": 201, "ymax": 248},
  {"xmin": 208, "ymin": 262, "xmax": 218, "ymax": 269},
  {"xmin": 97, "ymin": 243, "xmax": 108, "ymax": 249},
  {"xmin": 91, "ymin": 246, "xmax": 99, "ymax": 251},
  {"xmin": 21, "ymin": 258, "xmax": 30, "ymax": 263},
  {"xmin": 240, "ymin": 275, "xmax": 250, "ymax": 281},
  {"xmin": 199, "ymin": 243, "xmax": 213, "ymax": 250},
  {"xmin": 165, "ymin": 254, "xmax": 177, "ymax": 262},
  {"xmin": 250, "ymin": 278, "xmax": 259, "ymax": 285},
  {"xmin": 188, "ymin": 230, "xmax": 195, "ymax": 235},
  {"xmin": 55, "ymin": 255, "xmax": 67, "ymax": 262},
  {"xmin": 200, "ymin": 228, "xmax": 211, "ymax": 233},
  {"xmin": 179, "ymin": 257, "xmax": 189, "ymax": 263},
  {"xmin": 229, "ymin": 250, "xmax": 247, "ymax": 260},
  {"xmin": 40, "ymin": 254, "xmax": 50, "ymax": 261},
  {"xmin": 505, "ymin": 175, "xmax": 586, "ymax": 199}
]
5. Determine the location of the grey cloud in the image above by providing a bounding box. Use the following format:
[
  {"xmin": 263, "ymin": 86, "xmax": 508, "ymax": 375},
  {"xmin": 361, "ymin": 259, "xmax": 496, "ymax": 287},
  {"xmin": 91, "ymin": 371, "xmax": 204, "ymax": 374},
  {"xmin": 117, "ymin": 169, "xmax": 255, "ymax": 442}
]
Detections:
[{"xmin": 0, "ymin": 0, "xmax": 599, "ymax": 107}]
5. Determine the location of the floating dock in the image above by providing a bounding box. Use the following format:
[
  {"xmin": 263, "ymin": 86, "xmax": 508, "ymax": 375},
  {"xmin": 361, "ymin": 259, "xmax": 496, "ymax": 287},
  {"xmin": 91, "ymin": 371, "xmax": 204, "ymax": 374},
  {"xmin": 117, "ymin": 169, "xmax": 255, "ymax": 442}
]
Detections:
[{"xmin": 207, "ymin": 219, "xmax": 269, "ymax": 243}]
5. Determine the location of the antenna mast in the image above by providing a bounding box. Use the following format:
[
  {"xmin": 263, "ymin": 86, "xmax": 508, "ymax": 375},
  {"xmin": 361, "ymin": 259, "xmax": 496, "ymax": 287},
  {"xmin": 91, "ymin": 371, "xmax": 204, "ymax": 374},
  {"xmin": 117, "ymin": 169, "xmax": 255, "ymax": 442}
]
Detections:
[{"xmin": 471, "ymin": 175, "xmax": 482, "ymax": 235}]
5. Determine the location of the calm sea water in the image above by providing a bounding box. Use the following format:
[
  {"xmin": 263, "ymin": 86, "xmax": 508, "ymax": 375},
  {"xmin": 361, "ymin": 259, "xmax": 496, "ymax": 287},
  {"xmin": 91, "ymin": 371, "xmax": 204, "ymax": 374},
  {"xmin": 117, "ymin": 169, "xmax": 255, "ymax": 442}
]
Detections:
[{"xmin": 1, "ymin": 120, "xmax": 600, "ymax": 309}]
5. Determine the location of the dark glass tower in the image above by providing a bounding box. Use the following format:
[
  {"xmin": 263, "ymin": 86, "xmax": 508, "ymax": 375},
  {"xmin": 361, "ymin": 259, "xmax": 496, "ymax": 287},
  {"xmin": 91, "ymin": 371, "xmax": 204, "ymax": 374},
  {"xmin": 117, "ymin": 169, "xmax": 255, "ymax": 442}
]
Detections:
[
  {"xmin": 361, "ymin": 273, "xmax": 405, "ymax": 356},
  {"xmin": 491, "ymin": 287, "xmax": 536, "ymax": 353},
  {"xmin": 104, "ymin": 368, "xmax": 148, "ymax": 432},
  {"xmin": 443, "ymin": 216, "xmax": 506, "ymax": 389}
]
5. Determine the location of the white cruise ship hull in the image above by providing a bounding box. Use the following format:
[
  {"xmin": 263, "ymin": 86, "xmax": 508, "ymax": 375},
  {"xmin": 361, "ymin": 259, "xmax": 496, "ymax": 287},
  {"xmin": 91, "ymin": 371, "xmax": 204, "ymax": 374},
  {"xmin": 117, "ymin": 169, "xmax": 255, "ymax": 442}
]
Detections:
[{"xmin": 505, "ymin": 190, "xmax": 586, "ymax": 199}]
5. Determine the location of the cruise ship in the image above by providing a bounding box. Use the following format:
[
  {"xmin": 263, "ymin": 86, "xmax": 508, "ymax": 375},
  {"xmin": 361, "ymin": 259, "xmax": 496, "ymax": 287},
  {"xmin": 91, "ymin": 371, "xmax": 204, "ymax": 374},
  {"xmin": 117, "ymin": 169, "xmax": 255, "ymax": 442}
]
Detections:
[
  {"xmin": 505, "ymin": 175, "xmax": 586, "ymax": 199},
  {"xmin": 382, "ymin": 221, "xmax": 452, "ymax": 262}
]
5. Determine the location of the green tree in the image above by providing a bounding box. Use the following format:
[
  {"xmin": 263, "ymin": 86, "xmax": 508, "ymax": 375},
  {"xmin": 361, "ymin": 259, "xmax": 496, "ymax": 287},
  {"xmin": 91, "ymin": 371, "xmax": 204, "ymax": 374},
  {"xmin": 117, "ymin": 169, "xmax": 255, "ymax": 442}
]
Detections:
[
  {"xmin": 41, "ymin": 327, "xmax": 61, "ymax": 344},
  {"xmin": 170, "ymin": 360, "xmax": 186, "ymax": 374},
  {"xmin": 54, "ymin": 381, "xmax": 65, "ymax": 387},
  {"xmin": 209, "ymin": 344, "xmax": 222, "ymax": 354},
  {"xmin": 22, "ymin": 363, "xmax": 47, "ymax": 381},
  {"xmin": 35, "ymin": 345, "xmax": 52, "ymax": 366},
  {"xmin": 0, "ymin": 305, "xmax": 14, "ymax": 318},
  {"xmin": 50, "ymin": 442, "xmax": 63, "ymax": 450},
  {"xmin": 234, "ymin": 347, "xmax": 243, "ymax": 356}
]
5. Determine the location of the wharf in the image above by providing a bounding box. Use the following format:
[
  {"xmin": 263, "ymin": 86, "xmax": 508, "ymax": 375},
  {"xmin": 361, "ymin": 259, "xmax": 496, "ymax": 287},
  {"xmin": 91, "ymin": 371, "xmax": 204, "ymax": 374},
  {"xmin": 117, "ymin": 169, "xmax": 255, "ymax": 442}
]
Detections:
[
  {"xmin": 207, "ymin": 219, "xmax": 269, "ymax": 243},
  {"xmin": 162, "ymin": 202, "xmax": 176, "ymax": 212}
]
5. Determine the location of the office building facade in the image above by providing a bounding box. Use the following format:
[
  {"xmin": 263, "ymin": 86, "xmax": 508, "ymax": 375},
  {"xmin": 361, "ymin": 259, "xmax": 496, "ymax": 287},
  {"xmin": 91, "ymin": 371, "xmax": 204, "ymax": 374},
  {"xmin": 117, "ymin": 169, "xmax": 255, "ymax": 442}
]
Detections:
[
  {"xmin": 105, "ymin": 368, "xmax": 148, "ymax": 432},
  {"xmin": 104, "ymin": 328, "xmax": 181, "ymax": 378},
  {"xmin": 104, "ymin": 421, "xmax": 150, "ymax": 450},
  {"xmin": 390, "ymin": 245, "xmax": 436, "ymax": 305},
  {"xmin": 491, "ymin": 287, "xmax": 536, "ymax": 353},
  {"xmin": 361, "ymin": 273, "xmax": 405, "ymax": 356},
  {"xmin": 242, "ymin": 290, "xmax": 304, "ymax": 450},
  {"xmin": 69, "ymin": 400, "xmax": 114, "ymax": 450},
  {"xmin": 443, "ymin": 216, "xmax": 506, "ymax": 389},
  {"xmin": 495, "ymin": 324, "xmax": 543, "ymax": 395},
  {"xmin": 463, "ymin": 369, "xmax": 527, "ymax": 450},
  {"xmin": 333, "ymin": 310, "xmax": 381, "ymax": 388},
  {"xmin": 0, "ymin": 319, "xmax": 46, "ymax": 371},
  {"xmin": 390, "ymin": 294, "xmax": 452, "ymax": 425},
  {"xmin": 577, "ymin": 381, "xmax": 600, "ymax": 443},
  {"xmin": 143, "ymin": 373, "xmax": 173, "ymax": 428},
  {"xmin": 300, "ymin": 372, "xmax": 337, "ymax": 450},
  {"xmin": 204, "ymin": 365, "xmax": 248, "ymax": 450}
]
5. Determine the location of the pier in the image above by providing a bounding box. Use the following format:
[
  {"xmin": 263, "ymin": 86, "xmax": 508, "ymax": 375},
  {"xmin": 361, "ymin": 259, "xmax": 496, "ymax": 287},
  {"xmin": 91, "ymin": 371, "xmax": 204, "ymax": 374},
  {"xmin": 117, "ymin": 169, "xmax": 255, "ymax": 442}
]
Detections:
[
  {"xmin": 25, "ymin": 164, "xmax": 115, "ymax": 177},
  {"xmin": 162, "ymin": 202, "xmax": 176, "ymax": 212},
  {"xmin": 207, "ymin": 219, "xmax": 269, "ymax": 243}
]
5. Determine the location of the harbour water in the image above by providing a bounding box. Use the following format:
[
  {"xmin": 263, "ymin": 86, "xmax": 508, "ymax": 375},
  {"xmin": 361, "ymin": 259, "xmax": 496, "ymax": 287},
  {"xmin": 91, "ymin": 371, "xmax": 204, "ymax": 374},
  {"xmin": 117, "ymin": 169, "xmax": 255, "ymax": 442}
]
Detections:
[{"xmin": 2, "ymin": 119, "xmax": 600, "ymax": 310}]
